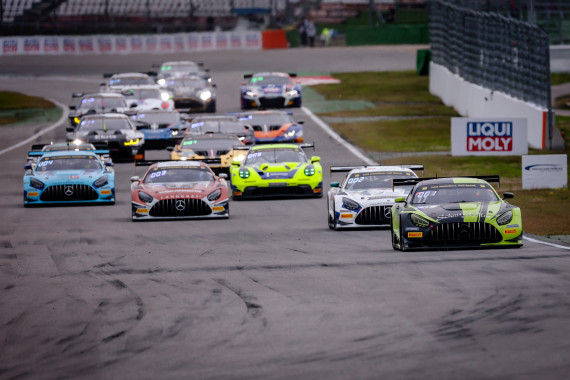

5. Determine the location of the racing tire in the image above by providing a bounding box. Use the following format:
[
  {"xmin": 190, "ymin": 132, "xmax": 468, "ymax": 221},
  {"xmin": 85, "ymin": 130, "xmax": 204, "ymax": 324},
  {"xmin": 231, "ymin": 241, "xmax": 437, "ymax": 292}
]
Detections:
[
  {"xmin": 328, "ymin": 201, "xmax": 338, "ymax": 230},
  {"xmin": 206, "ymin": 101, "xmax": 216, "ymax": 113}
]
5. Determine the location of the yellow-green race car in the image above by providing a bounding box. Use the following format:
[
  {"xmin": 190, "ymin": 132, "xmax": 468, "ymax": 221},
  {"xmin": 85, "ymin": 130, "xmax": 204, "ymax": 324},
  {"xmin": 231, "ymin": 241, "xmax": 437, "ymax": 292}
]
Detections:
[
  {"xmin": 230, "ymin": 143, "xmax": 322, "ymax": 199},
  {"xmin": 390, "ymin": 176, "xmax": 523, "ymax": 251}
]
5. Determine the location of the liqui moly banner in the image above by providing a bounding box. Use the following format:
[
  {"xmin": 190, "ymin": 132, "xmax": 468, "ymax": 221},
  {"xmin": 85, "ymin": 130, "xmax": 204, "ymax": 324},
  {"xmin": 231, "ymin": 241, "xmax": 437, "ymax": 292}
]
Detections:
[
  {"xmin": 0, "ymin": 32, "xmax": 262, "ymax": 55},
  {"xmin": 451, "ymin": 118, "xmax": 528, "ymax": 156}
]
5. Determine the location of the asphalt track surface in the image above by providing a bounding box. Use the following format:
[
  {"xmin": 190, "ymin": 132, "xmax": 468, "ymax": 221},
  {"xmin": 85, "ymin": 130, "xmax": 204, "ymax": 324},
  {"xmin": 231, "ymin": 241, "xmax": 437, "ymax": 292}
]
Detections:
[{"xmin": 1, "ymin": 46, "xmax": 570, "ymax": 380}]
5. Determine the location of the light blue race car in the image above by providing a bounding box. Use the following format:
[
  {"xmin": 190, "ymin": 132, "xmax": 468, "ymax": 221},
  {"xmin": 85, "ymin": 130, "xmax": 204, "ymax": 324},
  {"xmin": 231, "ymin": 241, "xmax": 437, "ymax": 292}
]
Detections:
[{"xmin": 23, "ymin": 150, "xmax": 115, "ymax": 206}]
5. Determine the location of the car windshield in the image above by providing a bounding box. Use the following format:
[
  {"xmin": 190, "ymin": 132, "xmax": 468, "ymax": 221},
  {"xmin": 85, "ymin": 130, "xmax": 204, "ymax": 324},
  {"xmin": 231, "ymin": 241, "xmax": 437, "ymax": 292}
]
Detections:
[
  {"xmin": 412, "ymin": 183, "xmax": 499, "ymax": 204},
  {"xmin": 144, "ymin": 167, "xmax": 214, "ymax": 183},
  {"xmin": 125, "ymin": 89, "xmax": 162, "ymax": 99},
  {"xmin": 43, "ymin": 143, "xmax": 96, "ymax": 151},
  {"xmin": 250, "ymin": 75, "xmax": 291, "ymax": 86},
  {"xmin": 132, "ymin": 112, "xmax": 179, "ymax": 124},
  {"xmin": 78, "ymin": 118, "xmax": 132, "ymax": 131},
  {"xmin": 162, "ymin": 63, "xmax": 199, "ymax": 73},
  {"xmin": 189, "ymin": 120, "xmax": 244, "ymax": 134},
  {"xmin": 167, "ymin": 78, "xmax": 206, "ymax": 88},
  {"xmin": 244, "ymin": 148, "xmax": 307, "ymax": 165},
  {"xmin": 180, "ymin": 137, "xmax": 239, "ymax": 150},
  {"xmin": 36, "ymin": 156, "xmax": 101, "ymax": 172},
  {"xmin": 344, "ymin": 171, "xmax": 416, "ymax": 190},
  {"xmin": 80, "ymin": 97, "xmax": 126, "ymax": 110},
  {"xmin": 240, "ymin": 114, "xmax": 293, "ymax": 130},
  {"xmin": 109, "ymin": 77, "xmax": 153, "ymax": 86}
]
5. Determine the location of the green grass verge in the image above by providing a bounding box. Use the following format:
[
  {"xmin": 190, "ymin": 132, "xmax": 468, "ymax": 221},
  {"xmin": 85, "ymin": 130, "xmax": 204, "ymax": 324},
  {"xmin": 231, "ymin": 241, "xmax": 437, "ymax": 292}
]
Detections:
[
  {"xmin": 331, "ymin": 117, "xmax": 450, "ymax": 152},
  {"xmin": 0, "ymin": 91, "xmax": 54, "ymax": 110},
  {"xmin": 551, "ymin": 73, "xmax": 570, "ymax": 86},
  {"xmin": 320, "ymin": 103, "xmax": 458, "ymax": 118},
  {"xmin": 0, "ymin": 91, "xmax": 60, "ymax": 126}
]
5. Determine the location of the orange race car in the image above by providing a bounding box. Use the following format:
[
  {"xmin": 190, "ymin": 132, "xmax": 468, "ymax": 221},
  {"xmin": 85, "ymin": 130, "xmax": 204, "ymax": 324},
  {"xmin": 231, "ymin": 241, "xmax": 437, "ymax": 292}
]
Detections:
[{"xmin": 237, "ymin": 110, "xmax": 304, "ymax": 144}]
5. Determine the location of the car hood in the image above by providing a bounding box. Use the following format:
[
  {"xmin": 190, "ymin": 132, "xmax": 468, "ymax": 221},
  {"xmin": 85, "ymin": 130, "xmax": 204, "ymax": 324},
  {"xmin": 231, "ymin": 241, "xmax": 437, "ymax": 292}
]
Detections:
[
  {"xmin": 412, "ymin": 201, "xmax": 510, "ymax": 223},
  {"xmin": 250, "ymin": 162, "xmax": 302, "ymax": 179},
  {"xmin": 170, "ymin": 87, "xmax": 201, "ymax": 97},
  {"xmin": 142, "ymin": 182, "xmax": 214, "ymax": 200},
  {"xmin": 347, "ymin": 188, "xmax": 409, "ymax": 201}
]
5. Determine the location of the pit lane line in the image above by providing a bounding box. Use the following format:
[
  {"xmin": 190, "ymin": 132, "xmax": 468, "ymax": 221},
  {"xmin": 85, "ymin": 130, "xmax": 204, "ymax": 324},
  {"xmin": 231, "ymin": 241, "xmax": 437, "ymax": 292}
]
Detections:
[
  {"xmin": 301, "ymin": 106, "xmax": 570, "ymax": 252},
  {"xmin": 0, "ymin": 98, "xmax": 68, "ymax": 156}
]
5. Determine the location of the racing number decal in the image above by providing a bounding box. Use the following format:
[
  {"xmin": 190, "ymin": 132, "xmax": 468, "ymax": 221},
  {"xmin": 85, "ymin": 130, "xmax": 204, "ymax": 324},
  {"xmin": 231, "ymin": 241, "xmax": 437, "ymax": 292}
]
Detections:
[
  {"xmin": 150, "ymin": 170, "xmax": 166, "ymax": 178},
  {"xmin": 247, "ymin": 152, "xmax": 261, "ymax": 159},
  {"xmin": 346, "ymin": 177, "xmax": 364, "ymax": 184},
  {"xmin": 38, "ymin": 160, "xmax": 53, "ymax": 167}
]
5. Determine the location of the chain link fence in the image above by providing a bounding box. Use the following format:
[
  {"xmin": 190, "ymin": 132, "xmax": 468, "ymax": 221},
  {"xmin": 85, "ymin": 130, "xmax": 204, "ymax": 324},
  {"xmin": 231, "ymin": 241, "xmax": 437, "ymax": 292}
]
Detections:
[{"xmin": 429, "ymin": 0, "xmax": 551, "ymax": 110}]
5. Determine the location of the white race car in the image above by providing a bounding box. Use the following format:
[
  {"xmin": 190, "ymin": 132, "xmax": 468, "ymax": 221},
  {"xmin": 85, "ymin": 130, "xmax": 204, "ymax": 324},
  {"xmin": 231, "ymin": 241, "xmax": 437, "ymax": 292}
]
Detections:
[{"xmin": 327, "ymin": 165, "xmax": 423, "ymax": 230}]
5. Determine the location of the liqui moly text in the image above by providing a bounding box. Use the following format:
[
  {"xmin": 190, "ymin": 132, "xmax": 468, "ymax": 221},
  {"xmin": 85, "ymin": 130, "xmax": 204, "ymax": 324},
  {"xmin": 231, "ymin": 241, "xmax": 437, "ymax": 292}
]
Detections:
[{"xmin": 467, "ymin": 122, "xmax": 512, "ymax": 151}]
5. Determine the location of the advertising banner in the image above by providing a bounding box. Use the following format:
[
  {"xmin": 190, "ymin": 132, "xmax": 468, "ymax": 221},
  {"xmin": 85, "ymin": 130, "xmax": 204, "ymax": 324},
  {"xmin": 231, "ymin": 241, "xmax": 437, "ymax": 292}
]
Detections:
[
  {"xmin": 451, "ymin": 117, "xmax": 528, "ymax": 156},
  {"xmin": 522, "ymin": 154, "xmax": 568, "ymax": 189},
  {"xmin": 0, "ymin": 31, "xmax": 262, "ymax": 56}
]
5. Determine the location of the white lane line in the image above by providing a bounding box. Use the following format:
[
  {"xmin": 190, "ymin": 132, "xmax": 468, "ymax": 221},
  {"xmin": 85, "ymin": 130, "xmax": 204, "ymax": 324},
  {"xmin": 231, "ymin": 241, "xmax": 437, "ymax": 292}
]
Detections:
[
  {"xmin": 301, "ymin": 106, "xmax": 377, "ymax": 165},
  {"xmin": 0, "ymin": 98, "xmax": 69, "ymax": 156},
  {"xmin": 524, "ymin": 236, "xmax": 570, "ymax": 250}
]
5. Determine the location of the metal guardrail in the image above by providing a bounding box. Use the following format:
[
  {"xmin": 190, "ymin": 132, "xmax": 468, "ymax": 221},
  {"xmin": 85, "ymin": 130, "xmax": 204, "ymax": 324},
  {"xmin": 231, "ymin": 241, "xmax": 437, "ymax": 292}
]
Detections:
[{"xmin": 429, "ymin": 0, "xmax": 551, "ymax": 110}]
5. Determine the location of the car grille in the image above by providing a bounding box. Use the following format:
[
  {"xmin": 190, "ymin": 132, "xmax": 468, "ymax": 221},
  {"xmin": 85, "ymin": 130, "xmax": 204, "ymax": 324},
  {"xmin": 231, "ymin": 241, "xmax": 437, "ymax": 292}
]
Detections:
[
  {"xmin": 40, "ymin": 184, "xmax": 98, "ymax": 201},
  {"xmin": 259, "ymin": 97, "xmax": 285, "ymax": 108},
  {"xmin": 427, "ymin": 222, "xmax": 502, "ymax": 245},
  {"xmin": 355, "ymin": 206, "xmax": 391, "ymax": 225},
  {"xmin": 174, "ymin": 99, "xmax": 203, "ymax": 109},
  {"xmin": 149, "ymin": 198, "xmax": 211, "ymax": 217}
]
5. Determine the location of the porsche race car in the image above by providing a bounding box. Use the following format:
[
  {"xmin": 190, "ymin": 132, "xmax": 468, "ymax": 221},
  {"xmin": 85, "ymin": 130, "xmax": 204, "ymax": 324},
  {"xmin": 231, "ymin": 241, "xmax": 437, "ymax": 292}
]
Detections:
[
  {"xmin": 230, "ymin": 143, "xmax": 322, "ymax": 199},
  {"xmin": 131, "ymin": 160, "xmax": 229, "ymax": 220},
  {"xmin": 237, "ymin": 110, "xmax": 304, "ymax": 143},
  {"xmin": 240, "ymin": 72, "xmax": 302, "ymax": 109},
  {"xmin": 390, "ymin": 176, "xmax": 523, "ymax": 251},
  {"xmin": 24, "ymin": 150, "xmax": 115, "ymax": 206},
  {"xmin": 328, "ymin": 165, "xmax": 423, "ymax": 230}
]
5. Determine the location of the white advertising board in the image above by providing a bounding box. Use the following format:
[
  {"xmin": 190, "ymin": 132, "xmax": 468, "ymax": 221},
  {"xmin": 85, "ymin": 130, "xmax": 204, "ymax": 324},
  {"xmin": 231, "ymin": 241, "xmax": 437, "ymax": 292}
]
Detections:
[
  {"xmin": 522, "ymin": 154, "xmax": 568, "ymax": 189},
  {"xmin": 451, "ymin": 117, "xmax": 528, "ymax": 156}
]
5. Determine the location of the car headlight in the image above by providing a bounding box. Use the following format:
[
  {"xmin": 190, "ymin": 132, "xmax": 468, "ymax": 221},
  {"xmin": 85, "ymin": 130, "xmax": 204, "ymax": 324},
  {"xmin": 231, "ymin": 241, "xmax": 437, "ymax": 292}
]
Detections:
[
  {"xmin": 496, "ymin": 210, "xmax": 513, "ymax": 226},
  {"xmin": 304, "ymin": 164, "xmax": 315, "ymax": 176},
  {"xmin": 199, "ymin": 90, "xmax": 212, "ymax": 101},
  {"xmin": 411, "ymin": 213, "xmax": 430, "ymax": 228},
  {"xmin": 245, "ymin": 90, "xmax": 256, "ymax": 97},
  {"xmin": 286, "ymin": 90, "xmax": 299, "ymax": 96},
  {"xmin": 157, "ymin": 79, "xmax": 166, "ymax": 86},
  {"xmin": 30, "ymin": 177, "xmax": 45, "ymax": 189},
  {"xmin": 342, "ymin": 197, "xmax": 360, "ymax": 211},
  {"xmin": 124, "ymin": 138, "xmax": 141, "ymax": 146},
  {"xmin": 138, "ymin": 191, "xmax": 154, "ymax": 204},
  {"xmin": 207, "ymin": 188, "xmax": 222, "ymax": 202},
  {"xmin": 73, "ymin": 117, "xmax": 81, "ymax": 124},
  {"xmin": 239, "ymin": 168, "xmax": 250, "ymax": 178},
  {"xmin": 235, "ymin": 154, "xmax": 246, "ymax": 162},
  {"xmin": 73, "ymin": 139, "xmax": 83, "ymax": 145},
  {"xmin": 93, "ymin": 175, "xmax": 108, "ymax": 188},
  {"xmin": 160, "ymin": 92, "xmax": 170, "ymax": 101}
]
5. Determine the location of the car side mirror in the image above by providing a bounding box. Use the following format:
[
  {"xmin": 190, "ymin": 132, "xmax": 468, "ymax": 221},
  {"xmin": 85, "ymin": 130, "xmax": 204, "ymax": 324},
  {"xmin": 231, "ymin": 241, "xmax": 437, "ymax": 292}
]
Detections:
[
  {"xmin": 166, "ymin": 147, "xmax": 174, "ymax": 152},
  {"xmin": 130, "ymin": 103, "xmax": 138, "ymax": 108},
  {"xmin": 100, "ymin": 82, "xmax": 105, "ymax": 86},
  {"xmin": 130, "ymin": 176, "xmax": 140, "ymax": 183},
  {"xmin": 330, "ymin": 182, "xmax": 339, "ymax": 188},
  {"xmin": 105, "ymin": 162, "xmax": 114, "ymax": 167},
  {"xmin": 66, "ymin": 126, "xmax": 75, "ymax": 132},
  {"xmin": 219, "ymin": 173, "xmax": 228, "ymax": 179},
  {"xmin": 503, "ymin": 192, "xmax": 514, "ymax": 199},
  {"xmin": 212, "ymin": 84, "xmax": 217, "ymax": 88},
  {"xmin": 24, "ymin": 164, "xmax": 32, "ymax": 170},
  {"xmin": 231, "ymin": 160, "xmax": 241, "ymax": 166},
  {"xmin": 69, "ymin": 105, "xmax": 76, "ymax": 110},
  {"xmin": 395, "ymin": 197, "xmax": 406, "ymax": 203},
  {"xmin": 298, "ymin": 121, "xmax": 304, "ymax": 124},
  {"xmin": 311, "ymin": 156, "xmax": 320, "ymax": 163}
]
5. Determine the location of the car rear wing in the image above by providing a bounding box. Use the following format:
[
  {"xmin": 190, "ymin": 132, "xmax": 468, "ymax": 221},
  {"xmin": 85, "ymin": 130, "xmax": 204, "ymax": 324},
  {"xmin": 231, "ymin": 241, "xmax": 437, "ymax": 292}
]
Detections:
[
  {"xmin": 392, "ymin": 175, "xmax": 500, "ymax": 191},
  {"xmin": 330, "ymin": 164, "xmax": 424, "ymax": 176},
  {"xmin": 299, "ymin": 142, "xmax": 315, "ymax": 151},
  {"xmin": 233, "ymin": 146, "xmax": 250, "ymax": 151},
  {"xmin": 103, "ymin": 71, "xmax": 156, "ymax": 78}
]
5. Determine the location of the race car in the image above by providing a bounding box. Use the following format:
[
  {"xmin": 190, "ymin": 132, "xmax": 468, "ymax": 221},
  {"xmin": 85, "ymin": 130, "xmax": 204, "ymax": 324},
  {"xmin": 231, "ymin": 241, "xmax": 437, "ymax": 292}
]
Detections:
[
  {"xmin": 161, "ymin": 75, "xmax": 216, "ymax": 113},
  {"xmin": 23, "ymin": 150, "xmax": 115, "ymax": 206},
  {"xmin": 237, "ymin": 110, "xmax": 304, "ymax": 143},
  {"xmin": 100, "ymin": 72, "xmax": 156, "ymax": 93},
  {"xmin": 154, "ymin": 61, "xmax": 210, "ymax": 84},
  {"xmin": 130, "ymin": 109, "xmax": 182, "ymax": 149},
  {"xmin": 390, "ymin": 176, "xmax": 523, "ymax": 251},
  {"xmin": 240, "ymin": 72, "xmax": 302, "ymax": 109},
  {"xmin": 185, "ymin": 115, "xmax": 254, "ymax": 144},
  {"xmin": 169, "ymin": 134, "xmax": 247, "ymax": 174},
  {"xmin": 66, "ymin": 113, "xmax": 145, "ymax": 161},
  {"xmin": 327, "ymin": 165, "xmax": 423, "ymax": 230},
  {"xmin": 229, "ymin": 143, "xmax": 322, "ymax": 199},
  {"xmin": 69, "ymin": 92, "xmax": 131, "ymax": 127},
  {"xmin": 131, "ymin": 160, "xmax": 229, "ymax": 220},
  {"xmin": 121, "ymin": 85, "xmax": 174, "ymax": 111}
]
